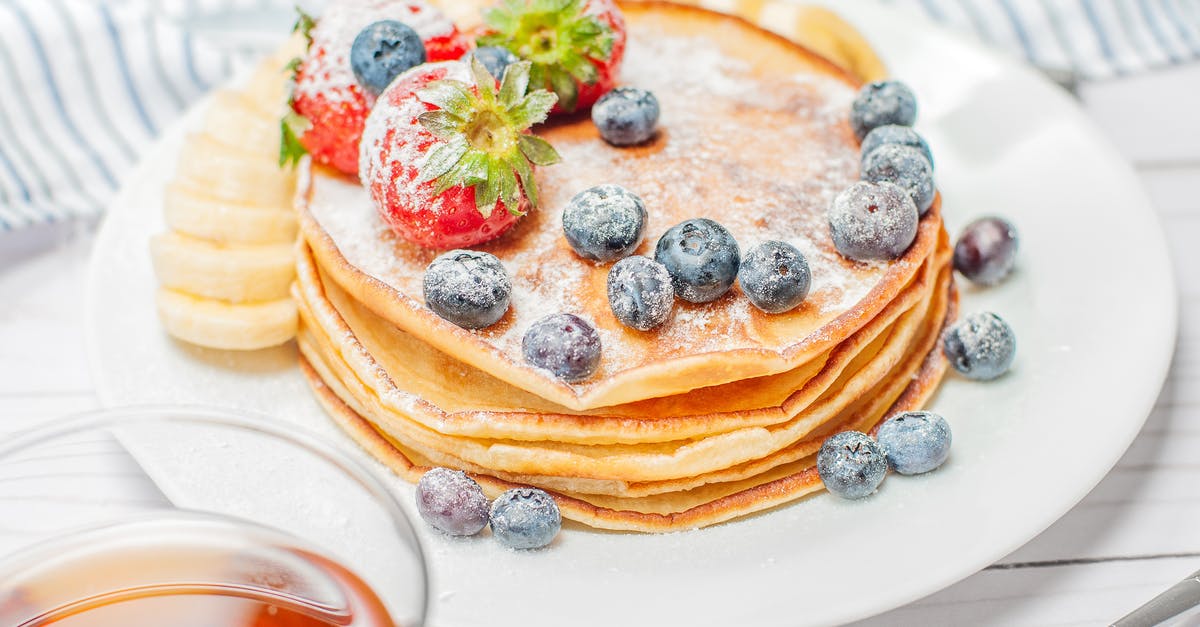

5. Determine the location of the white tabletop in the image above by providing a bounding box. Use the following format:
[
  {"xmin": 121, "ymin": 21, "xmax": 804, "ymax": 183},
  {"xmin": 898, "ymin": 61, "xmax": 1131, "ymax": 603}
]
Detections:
[{"xmin": 1, "ymin": 62, "xmax": 1198, "ymax": 625}]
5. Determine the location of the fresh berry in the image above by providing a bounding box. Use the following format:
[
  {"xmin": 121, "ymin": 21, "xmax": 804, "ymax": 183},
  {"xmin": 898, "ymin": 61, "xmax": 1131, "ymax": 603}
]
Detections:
[
  {"xmin": 592, "ymin": 87, "xmax": 659, "ymax": 146},
  {"xmin": 350, "ymin": 20, "xmax": 427, "ymax": 97},
  {"xmin": 943, "ymin": 312, "xmax": 1016, "ymax": 381},
  {"xmin": 607, "ymin": 256, "xmax": 673, "ymax": 330},
  {"xmin": 849, "ymin": 80, "xmax": 917, "ymax": 140},
  {"xmin": 861, "ymin": 125, "xmax": 933, "ymax": 170},
  {"xmin": 876, "ymin": 411, "xmax": 952, "ymax": 475},
  {"xmin": 654, "ymin": 219, "xmax": 741, "ymax": 304},
  {"xmin": 281, "ymin": 3, "xmax": 471, "ymax": 174},
  {"xmin": 477, "ymin": 0, "xmax": 627, "ymax": 113},
  {"xmin": 522, "ymin": 313, "xmax": 602, "ymax": 381},
  {"xmin": 415, "ymin": 467, "xmax": 491, "ymax": 535},
  {"xmin": 828, "ymin": 181, "xmax": 918, "ymax": 261},
  {"xmin": 360, "ymin": 59, "xmax": 560, "ymax": 248},
  {"xmin": 953, "ymin": 217, "xmax": 1019, "ymax": 286},
  {"xmin": 561, "ymin": 184, "xmax": 647, "ymax": 262},
  {"xmin": 489, "ymin": 487, "xmax": 561, "ymax": 549},
  {"xmin": 738, "ymin": 241, "xmax": 811, "ymax": 314},
  {"xmin": 462, "ymin": 46, "xmax": 519, "ymax": 79},
  {"xmin": 423, "ymin": 249, "xmax": 511, "ymax": 329},
  {"xmin": 817, "ymin": 431, "xmax": 887, "ymax": 499},
  {"xmin": 862, "ymin": 144, "xmax": 935, "ymax": 215}
]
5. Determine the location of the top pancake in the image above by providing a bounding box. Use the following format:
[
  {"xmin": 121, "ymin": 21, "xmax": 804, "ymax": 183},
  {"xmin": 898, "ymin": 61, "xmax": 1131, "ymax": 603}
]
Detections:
[{"xmin": 298, "ymin": 1, "xmax": 942, "ymax": 410}]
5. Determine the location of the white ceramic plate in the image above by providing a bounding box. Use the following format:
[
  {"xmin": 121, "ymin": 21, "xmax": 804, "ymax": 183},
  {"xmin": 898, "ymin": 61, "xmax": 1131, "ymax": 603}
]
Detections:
[{"xmin": 85, "ymin": 4, "xmax": 1177, "ymax": 626}]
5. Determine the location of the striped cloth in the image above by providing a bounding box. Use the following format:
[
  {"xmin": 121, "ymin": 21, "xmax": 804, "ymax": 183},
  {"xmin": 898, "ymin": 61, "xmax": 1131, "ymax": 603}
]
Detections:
[{"xmin": 0, "ymin": 0, "xmax": 1197, "ymax": 233}]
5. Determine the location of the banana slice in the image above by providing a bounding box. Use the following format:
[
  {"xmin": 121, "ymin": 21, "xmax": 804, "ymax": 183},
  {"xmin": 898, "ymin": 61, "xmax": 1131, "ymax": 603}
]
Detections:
[
  {"xmin": 791, "ymin": 6, "xmax": 887, "ymax": 82},
  {"xmin": 163, "ymin": 182, "xmax": 298, "ymax": 245},
  {"xmin": 150, "ymin": 232, "xmax": 295, "ymax": 303},
  {"xmin": 156, "ymin": 288, "xmax": 298, "ymax": 351},
  {"xmin": 203, "ymin": 91, "xmax": 281, "ymax": 158},
  {"xmin": 174, "ymin": 133, "xmax": 297, "ymax": 207},
  {"xmin": 241, "ymin": 35, "xmax": 306, "ymax": 115}
]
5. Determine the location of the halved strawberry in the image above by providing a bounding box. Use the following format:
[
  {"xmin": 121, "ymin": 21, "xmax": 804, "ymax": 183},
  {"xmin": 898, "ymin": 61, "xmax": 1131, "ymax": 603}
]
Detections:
[
  {"xmin": 476, "ymin": 0, "xmax": 626, "ymax": 114},
  {"xmin": 359, "ymin": 58, "xmax": 560, "ymax": 249},
  {"xmin": 281, "ymin": 1, "xmax": 472, "ymax": 173}
]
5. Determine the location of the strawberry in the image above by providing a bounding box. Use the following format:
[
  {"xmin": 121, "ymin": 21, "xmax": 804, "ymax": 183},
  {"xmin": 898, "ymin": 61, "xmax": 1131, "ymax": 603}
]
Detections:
[
  {"xmin": 476, "ymin": 0, "xmax": 626, "ymax": 114},
  {"xmin": 280, "ymin": 1, "xmax": 472, "ymax": 173},
  {"xmin": 360, "ymin": 58, "xmax": 560, "ymax": 249}
]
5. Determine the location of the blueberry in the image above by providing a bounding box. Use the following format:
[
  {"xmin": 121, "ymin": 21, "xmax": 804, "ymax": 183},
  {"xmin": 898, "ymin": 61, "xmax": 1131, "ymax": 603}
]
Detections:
[
  {"xmin": 592, "ymin": 87, "xmax": 660, "ymax": 146},
  {"xmin": 738, "ymin": 240, "xmax": 811, "ymax": 314},
  {"xmin": 461, "ymin": 46, "xmax": 518, "ymax": 80},
  {"xmin": 351, "ymin": 20, "xmax": 427, "ymax": 97},
  {"xmin": 943, "ymin": 311, "xmax": 1016, "ymax": 381},
  {"xmin": 607, "ymin": 256, "xmax": 674, "ymax": 330},
  {"xmin": 489, "ymin": 487, "xmax": 561, "ymax": 549},
  {"xmin": 817, "ymin": 431, "xmax": 887, "ymax": 499},
  {"xmin": 953, "ymin": 217, "xmax": 1019, "ymax": 286},
  {"xmin": 423, "ymin": 250, "xmax": 511, "ymax": 329},
  {"xmin": 415, "ymin": 468, "xmax": 490, "ymax": 536},
  {"xmin": 562, "ymin": 184, "xmax": 647, "ymax": 262},
  {"xmin": 861, "ymin": 125, "xmax": 933, "ymax": 170},
  {"xmin": 850, "ymin": 80, "xmax": 917, "ymax": 140},
  {"xmin": 654, "ymin": 219, "xmax": 741, "ymax": 303},
  {"xmin": 863, "ymin": 144, "xmax": 935, "ymax": 215},
  {"xmin": 522, "ymin": 313, "xmax": 602, "ymax": 381},
  {"xmin": 876, "ymin": 411, "xmax": 952, "ymax": 475},
  {"xmin": 828, "ymin": 181, "xmax": 919, "ymax": 261}
]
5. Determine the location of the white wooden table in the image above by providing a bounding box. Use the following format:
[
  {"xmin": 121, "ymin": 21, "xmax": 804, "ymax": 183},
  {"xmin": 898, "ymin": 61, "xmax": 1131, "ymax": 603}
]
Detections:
[{"xmin": 1, "ymin": 62, "xmax": 1198, "ymax": 625}]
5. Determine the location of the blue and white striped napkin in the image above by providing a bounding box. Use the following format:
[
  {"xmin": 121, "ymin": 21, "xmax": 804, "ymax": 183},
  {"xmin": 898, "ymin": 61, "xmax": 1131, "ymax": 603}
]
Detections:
[{"xmin": 0, "ymin": 0, "xmax": 1197, "ymax": 234}]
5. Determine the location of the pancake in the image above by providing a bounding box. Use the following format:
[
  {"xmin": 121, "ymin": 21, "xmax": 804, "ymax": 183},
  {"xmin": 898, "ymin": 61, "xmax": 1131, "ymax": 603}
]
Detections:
[{"xmin": 297, "ymin": 1, "xmax": 945, "ymax": 411}]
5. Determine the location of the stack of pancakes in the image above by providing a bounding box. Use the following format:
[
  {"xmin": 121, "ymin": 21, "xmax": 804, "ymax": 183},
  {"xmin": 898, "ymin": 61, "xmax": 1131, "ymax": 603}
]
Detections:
[{"xmin": 293, "ymin": 2, "xmax": 956, "ymax": 532}]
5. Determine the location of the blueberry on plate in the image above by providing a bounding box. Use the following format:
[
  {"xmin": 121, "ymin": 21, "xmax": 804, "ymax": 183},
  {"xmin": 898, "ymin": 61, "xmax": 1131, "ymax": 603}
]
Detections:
[
  {"xmin": 817, "ymin": 431, "xmax": 887, "ymax": 499},
  {"xmin": 943, "ymin": 311, "xmax": 1016, "ymax": 381},
  {"xmin": 654, "ymin": 218, "xmax": 741, "ymax": 303},
  {"xmin": 738, "ymin": 240, "xmax": 811, "ymax": 314},
  {"xmin": 607, "ymin": 255, "xmax": 674, "ymax": 330},
  {"xmin": 351, "ymin": 20, "xmax": 427, "ymax": 97},
  {"xmin": 489, "ymin": 487, "xmax": 561, "ymax": 549},
  {"xmin": 953, "ymin": 216, "xmax": 1019, "ymax": 286},
  {"xmin": 415, "ymin": 467, "xmax": 491, "ymax": 536},
  {"xmin": 876, "ymin": 411, "xmax": 952, "ymax": 475},
  {"xmin": 861, "ymin": 125, "xmax": 934, "ymax": 170},
  {"xmin": 592, "ymin": 87, "xmax": 660, "ymax": 146},
  {"xmin": 423, "ymin": 250, "xmax": 511, "ymax": 329},
  {"xmin": 461, "ymin": 46, "xmax": 518, "ymax": 80},
  {"xmin": 522, "ymin": 313, "xmax": 602, "ymax": 381},
  {"xmin": 562, "ymin": 184, "xmax": 647, "ymax": 262},
  {"xmin": 849, "ymin": 80, "xmax": 917, "ymax": 140},
  {"xmin": 828, "ymin": 181, "xmax": 919, "ymax": 261},
  {"xmin": 862, "ymin": 144, "xmax": 935, "ymax": 215}
]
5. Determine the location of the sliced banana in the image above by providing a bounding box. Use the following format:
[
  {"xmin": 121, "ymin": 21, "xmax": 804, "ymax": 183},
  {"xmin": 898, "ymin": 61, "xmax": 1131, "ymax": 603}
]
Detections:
[
  {"xmin": 174, "ymin": 133, "xmax": 297, "ymax": 207},
  {"xmin": 241, "ymin": 35, "xmax": 306, "ymax": 115},
  {"xmin": 164, "ymin": 182, "xmax": 297, "ymax": 245},
  {"xmin": 203, "ymin": 91, "xmax": 282, "ymax": 158},
  {"xmin": 791, "ymin": 6, "xmax": 888, "ymax": 82},
  {"xmin": 156, "ymin": 288, "xmax": 298, "ymax": 351},
  {"xmin": 150, "ymin": 232, "xmax": 295, "ymax": 303}
]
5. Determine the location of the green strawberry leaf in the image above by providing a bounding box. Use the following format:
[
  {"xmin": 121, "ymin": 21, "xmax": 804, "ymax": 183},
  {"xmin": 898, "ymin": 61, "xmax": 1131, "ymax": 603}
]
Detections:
[
  {"xmin": 518, "ymin": 134, "xmax": 560, "ymax": 166},
  {"xmin": 279, "ymin": 111, "xmax": 310, "ymax": 168},
  {"xmin": 292, "ymin": 7, "xmax": 316, "ymax": 47}
]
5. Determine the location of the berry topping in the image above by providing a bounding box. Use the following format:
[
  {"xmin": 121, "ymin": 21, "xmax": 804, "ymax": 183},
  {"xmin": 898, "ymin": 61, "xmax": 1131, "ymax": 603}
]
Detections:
[
  {"xmin": 415, "ymin": 467, "xmax": 491, "ymax": 535},
  {"xmin": 360, "ymin": 59, "xmax": 561, "ymax": 248},
  {"xmin": 817, "ymin": 431, "xmax": 887, "ymax": 499},
  {"xmin": 462, "ymin": 46, "xmax": 519, "ymax": 80},
  {"xmin": 953, "ymin": 216, "xmax": 1019, "ymax": 286},
  {"xmin": 592, "ymin": 87, "xmax": 659, "ymax": 146},
  {"xmin": 943, "ymin": 312, "xmax": 1016, "ymax": 381},
  {"xmin": 351, "ymin": 20, "xmax": 427, "ymax": 97},
  {"xmin": 561, "ymin": 184, "xmax": 647, "ymax": 262},
  {"xmin": 876, "ymin": 411, "xmax": 952, "ymax": 475},
  {"xmin": 654, "ymin": 218, "xmax": 741, "ymax": 304},
  {"xmin": 489, "ymin": 487, "xmax": 561, "ymax": 549},
  {"xmin": 828, "ymin": 181, "xmax": 918, "ymax": 261},
  {"xmin": 477, "ymin": 0, "xmax": 627, "ymax": 113},
  {"xmin": 607, "ymin": 255, "xmax": 674, "ymax": 331},
  {"xmin": 738, "ymin": 240, "xmax": 812, "ymax": 314},
  {"xmin": 862, "ymin": 144, "xmax": 935, "ymax": 215},
  {"xmin": 849, "ymin": 80, "xmax": 917, "ymax": 140},
  {"xmin": 423, "ymin": 249, "xmax": 512, "ymax": 329},
  {"xmin": 861, "ymin": 124, "xmax": 933, "ymax": 170},
  {"xmin": 522, "ymin": 313, "xmax": 602, "ymax": 381}
]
